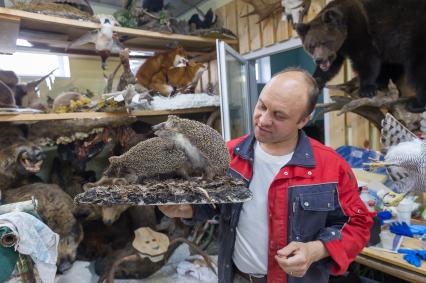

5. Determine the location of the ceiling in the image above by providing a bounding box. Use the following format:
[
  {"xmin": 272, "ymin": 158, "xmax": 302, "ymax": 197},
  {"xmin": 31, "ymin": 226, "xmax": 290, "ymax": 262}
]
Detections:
[{"xmin": 89, "ymin": 0, "xmax": 207, "ymax": 17}]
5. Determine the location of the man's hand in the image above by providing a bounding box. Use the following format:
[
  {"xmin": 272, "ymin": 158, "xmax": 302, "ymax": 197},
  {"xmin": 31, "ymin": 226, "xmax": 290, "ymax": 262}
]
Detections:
[
  {"xmin": 275, "ymin": 241, "xmax": 329, "ymax": 278},
  {"xmin": 158, "ymin": 204, "xmax": 193, "ymax": 219}
]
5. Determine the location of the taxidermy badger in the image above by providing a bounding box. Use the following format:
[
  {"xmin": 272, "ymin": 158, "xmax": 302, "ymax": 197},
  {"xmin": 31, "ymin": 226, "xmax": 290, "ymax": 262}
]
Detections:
[
  {"xmin": 104, "ymin": 116, "xmax": 230, "ymax": 181},
  {"xmin": 296, "ymin": 0, "xmax": 426, "ymax": 112}
]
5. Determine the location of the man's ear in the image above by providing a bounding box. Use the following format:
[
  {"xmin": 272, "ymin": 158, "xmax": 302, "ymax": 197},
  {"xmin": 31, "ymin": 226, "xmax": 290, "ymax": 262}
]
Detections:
[{"xmin": 297, "ymin": 114, "xmax": 311, "ymax": 129}]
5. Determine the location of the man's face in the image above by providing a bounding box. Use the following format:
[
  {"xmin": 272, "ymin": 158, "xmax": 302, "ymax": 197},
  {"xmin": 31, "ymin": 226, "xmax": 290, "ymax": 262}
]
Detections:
[{"xmin": 253, "ymin": 76, "xmax": 310, "ymax": 145}]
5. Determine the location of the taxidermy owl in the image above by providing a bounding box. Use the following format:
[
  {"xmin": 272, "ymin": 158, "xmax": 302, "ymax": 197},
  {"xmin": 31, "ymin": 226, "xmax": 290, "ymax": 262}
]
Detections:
[
  {"xmin": 67, "ymin": 15, "xmax": 123, "ymax": 70},
  {"xmin": 379, "ymin": 113, "xmax": 426, "ymax": 192}
]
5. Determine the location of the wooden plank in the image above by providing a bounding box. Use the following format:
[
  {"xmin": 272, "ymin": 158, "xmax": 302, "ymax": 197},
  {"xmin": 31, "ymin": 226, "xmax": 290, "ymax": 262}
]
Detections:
[
  {"xmin": 275, "ymin": 12, "xmax": 289, "ymax": 42},
  {"xmin": 0, "ymin": 107, "xmax": 219, "ymax": 122},
  {"xmin": 261, "ymin": 0, "xmax": 276, "ymax": 46},
  {"xmin": 327, "ymin": 63, "xmax": 347, "ymax": 149},
  {"xmin": 248, "ymin": 8, "xmax": 262, "ymax": 51},
  {"xmin": 208, "ymin": 59, "xmax": 218, "ymax": 86},
  {"xmin": 356, "ymin": 255, "xmax": 426, "ymax": 283},
  {"xmin": 344, "ymin": 60, "xmax": 371, "ymax": 148},
  {"xmin": 306, "ymin": 0, "xmax": 325, "ymax": 22},
  {"xmin": 215, "ymin": 5, "xmax": 226, "ymax": 30},
  {"xmin": 224, "ymin": 1, "xmax": 238, "ymax": 38},
  {"xmin": 236, "ymin": 0, "xmax": 250, "ymax": 54},
  {"xmin": 348, "ymin": 113, "xmax": 370, "ymax": 148},
  {"xmin": 0, "ymin": 13, "xmax": 19, "ymax": 54},
  {"xmin": 361, "ymin": 236, "xmax": 426, "ymax": 276},
  {"xmin": 370, "ymin": 123, "xmax": 381, "ymax": 150}
]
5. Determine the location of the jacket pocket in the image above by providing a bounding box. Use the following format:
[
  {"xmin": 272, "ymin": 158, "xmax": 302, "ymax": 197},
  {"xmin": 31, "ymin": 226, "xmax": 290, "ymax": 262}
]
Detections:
[{"xmin": 295, "ymin": 188, "xmax": 336, "ymax": 240}]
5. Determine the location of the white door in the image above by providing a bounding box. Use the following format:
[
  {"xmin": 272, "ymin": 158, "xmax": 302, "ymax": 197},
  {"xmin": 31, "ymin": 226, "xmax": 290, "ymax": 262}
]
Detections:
[{"xmin": 217, "ymin": 40, "xmax": 252, "ymax": 141}]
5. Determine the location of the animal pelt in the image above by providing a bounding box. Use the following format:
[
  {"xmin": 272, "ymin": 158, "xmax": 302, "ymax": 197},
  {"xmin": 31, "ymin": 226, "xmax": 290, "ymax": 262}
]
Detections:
[
  {"xmin": 49, "ymin": 157, "xmax": 96, "ymax": 198},
  {"xmin": 52, "ymin": 92, "xmax": 91, "ymax": 113},
  {"xmin": 0, "ymin": 70, "xmax": 18, "ymax": 108},
  {"xmin": 0, "ymin": 79, "xmax": 16, "ymax": 108},
  {"xmin": 76, "ymin": 205, "xmax": 157, "ymax": 260},
  {"xmin": 188, "ymin": 8, "xmax": 217, "ymax": 30},
  {"xmin": 0, "ymin": 124, "xmax": 28, "ymax": 148},
  {"xmin": 94, "ymin": 243, "xmax": 165, "ymax": 279},
  {"xmin": 296, "ymin": 0, "xmax": 426, "ymax": 113},
  {"xmin": 2, "ymin": 183, "xmax": 84, "ymax": 273},
  {"xmin": 136, "ymin": 47, "xmax": 188, "ymax": 96},
  {"xmin": 11, "ymin": 1, "xmax": 95, "ymax": 21},
  {"xmin": 0, "ymin": 138, "xmax": 45, "ymax": 192},
  {"xmin": 142, "ymin": 0, "xmax": 164, "ymax": 12},
  {"xmin": 167, "ymin": 62, "xmax": 207, "ymax": 93},
  {"xmin": 14, "ymin": 69, "xmax": 55, "ymax": 109}
]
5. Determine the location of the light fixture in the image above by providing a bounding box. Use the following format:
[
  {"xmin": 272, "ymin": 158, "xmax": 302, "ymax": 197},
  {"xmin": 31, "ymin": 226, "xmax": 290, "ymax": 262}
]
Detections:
[
  {"xmin": 129, "ymin": 50, "xmax": 155, "ymax": 57},
  {"xmin": 16, "ymin": 39, "xmax": 33, "ymax": 47}
]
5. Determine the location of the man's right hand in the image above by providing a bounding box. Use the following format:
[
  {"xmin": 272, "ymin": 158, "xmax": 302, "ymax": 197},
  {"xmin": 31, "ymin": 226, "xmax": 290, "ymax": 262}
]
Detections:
[{"xmin": 158, "ymin": 204, "xmax": 193, "ymax": 219}]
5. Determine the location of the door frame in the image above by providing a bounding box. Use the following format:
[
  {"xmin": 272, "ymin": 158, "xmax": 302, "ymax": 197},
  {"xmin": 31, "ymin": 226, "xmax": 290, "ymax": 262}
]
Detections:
[
  {"xmin": 242, "ymin": 38, "xmax": 331, "ymax": 146},
  {"xmin": 217, "ymin": 39, "xmax": 251, "ymax": 141}
]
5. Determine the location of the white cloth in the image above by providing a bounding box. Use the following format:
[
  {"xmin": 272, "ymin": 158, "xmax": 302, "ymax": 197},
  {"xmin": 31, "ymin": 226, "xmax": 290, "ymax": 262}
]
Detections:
[
  {"xmin": 233, "ymin": 142, "xmax": 293, "ymax": 275},
  {"xmin": 0, "ymin": 212, "xmax": 59, "ymax": 283}
]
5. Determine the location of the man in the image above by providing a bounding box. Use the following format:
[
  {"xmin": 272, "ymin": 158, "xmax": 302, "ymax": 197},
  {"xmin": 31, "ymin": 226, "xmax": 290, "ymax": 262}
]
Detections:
[{"xmin": 160, "ymin": 68, "xmax": 372, "ymax": 283}]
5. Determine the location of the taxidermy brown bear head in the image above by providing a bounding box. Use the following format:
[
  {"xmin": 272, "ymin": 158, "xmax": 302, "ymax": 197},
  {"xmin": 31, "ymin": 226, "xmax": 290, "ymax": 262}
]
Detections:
[
  {"xmin": 14, "ymin": 143, "xmax": 45, "ymax": 175},
  {"xmin": 295, "ymin": 8, "xmax": 347, "ymax": 72}
]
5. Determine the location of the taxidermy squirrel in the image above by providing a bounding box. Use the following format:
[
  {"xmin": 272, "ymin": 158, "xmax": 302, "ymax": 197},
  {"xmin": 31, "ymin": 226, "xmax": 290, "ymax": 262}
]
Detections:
[{"xmin": 136, "ymin": 47, "xmax": 188, "ymax": 96}]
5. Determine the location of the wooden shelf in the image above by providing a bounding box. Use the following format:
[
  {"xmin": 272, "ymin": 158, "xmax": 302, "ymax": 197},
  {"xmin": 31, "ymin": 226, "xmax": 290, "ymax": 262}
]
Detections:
[
  {"xmin": 0, "ymin": 7, "xmax": 238, "ymax": 53},
  {"xmin": 0, "ymin": 107, "xmax": 219, "ymax": 122}
]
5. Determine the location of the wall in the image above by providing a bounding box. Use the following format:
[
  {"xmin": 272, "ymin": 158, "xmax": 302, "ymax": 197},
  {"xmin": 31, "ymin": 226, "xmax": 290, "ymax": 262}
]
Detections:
[{"xmin": 214, "ymin": 0, "xmax": 381, "ymax": 150}]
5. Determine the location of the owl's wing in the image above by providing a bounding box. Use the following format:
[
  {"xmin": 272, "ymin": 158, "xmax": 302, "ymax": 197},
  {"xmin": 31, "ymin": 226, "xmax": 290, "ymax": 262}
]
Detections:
[
  {"xmin": 381, "ymin": 113, "xmax": 421, "ymax": 190},
  {"xmin": 380, "ymin": 113, "xmax": 417, "ymax": 150}
]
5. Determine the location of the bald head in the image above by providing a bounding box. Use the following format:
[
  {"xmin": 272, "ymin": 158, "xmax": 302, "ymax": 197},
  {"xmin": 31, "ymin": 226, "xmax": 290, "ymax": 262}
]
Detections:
[{"xmin": 265, "ymin": 68, "xmax": 319, "ymax": 118}]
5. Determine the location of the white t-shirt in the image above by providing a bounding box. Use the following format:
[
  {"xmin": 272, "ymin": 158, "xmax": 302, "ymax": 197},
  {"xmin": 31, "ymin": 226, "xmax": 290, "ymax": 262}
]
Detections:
[{"xmin": 233, "ymin": 142, "xmax": 293, "ymax": 275}]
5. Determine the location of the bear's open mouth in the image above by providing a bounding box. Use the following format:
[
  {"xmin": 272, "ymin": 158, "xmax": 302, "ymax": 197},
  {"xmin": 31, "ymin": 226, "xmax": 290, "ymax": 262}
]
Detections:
[
  {"xmin": 319, "ymin": 60, "xmax": 331, "ymax": 71},
  {"xmin": 20, "ymin": 157, "xmax": 43, "ymax": 173}
]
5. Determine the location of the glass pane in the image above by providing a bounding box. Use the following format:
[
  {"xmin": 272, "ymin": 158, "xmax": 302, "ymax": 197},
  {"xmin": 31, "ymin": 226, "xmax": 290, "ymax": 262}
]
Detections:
[{"xmin": 225, "ymin": 52, "xmax": 250, "ymax": 139}]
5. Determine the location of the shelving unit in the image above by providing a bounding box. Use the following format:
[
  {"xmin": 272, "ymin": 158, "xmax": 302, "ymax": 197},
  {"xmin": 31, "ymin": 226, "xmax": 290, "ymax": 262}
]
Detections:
[
  {"xmin": 0, "ymin": 7, "xmax": 238, "ymax": 54},
  {"xmin": 0, "ymin": 7, "xmax": 231, "ymax": 122},
  {"xmin": 0, "ymin": 107, "xmax": 219, "ymax": 122}
]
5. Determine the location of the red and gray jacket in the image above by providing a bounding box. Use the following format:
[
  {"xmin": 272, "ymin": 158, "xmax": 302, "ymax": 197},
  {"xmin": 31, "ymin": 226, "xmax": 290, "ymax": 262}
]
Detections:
[{"xmin": 192, "ymin": 131, "xmax": 372, "ymax": 283}]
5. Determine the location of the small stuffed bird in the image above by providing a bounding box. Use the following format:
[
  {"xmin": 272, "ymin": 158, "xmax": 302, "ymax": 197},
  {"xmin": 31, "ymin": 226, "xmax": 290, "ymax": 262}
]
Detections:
[
  {"xmin": 67, "ymin": 15, "xmax": 123, "ymax": 70},
  {"xmin": 378, "ymin": 113, "xmax": 426, "ymax": 192}
]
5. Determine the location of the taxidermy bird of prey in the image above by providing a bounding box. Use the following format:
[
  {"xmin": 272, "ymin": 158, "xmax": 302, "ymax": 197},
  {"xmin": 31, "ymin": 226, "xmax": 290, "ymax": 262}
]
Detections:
[
  {"xmin": 67, "ymin": 15, "xmax": 123, "ymax": 70},
  {"xmin": 281, "ymin": 0, "xmax": 311, "ymax": 24},
  {"xmin": 379, "ymin": 113, "xmax": 426, "ymax": 192}
]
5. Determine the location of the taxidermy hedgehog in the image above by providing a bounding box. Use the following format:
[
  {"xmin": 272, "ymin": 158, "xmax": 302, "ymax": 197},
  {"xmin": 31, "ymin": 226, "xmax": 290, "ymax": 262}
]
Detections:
[
  {"xmin": 153, "ymin": 115, "xmax": 230, "ymax": 179},
  {"xmin": 104, "ymin": 137, "xmax": 192, "ymax": 182}
]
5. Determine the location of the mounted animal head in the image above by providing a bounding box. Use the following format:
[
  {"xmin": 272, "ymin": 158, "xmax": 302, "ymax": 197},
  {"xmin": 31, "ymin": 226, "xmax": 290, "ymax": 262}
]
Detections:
[
  {"xmin": 14, "ymin": 144, "xmax": 45, "ymax": 175},
  {"xmin": 15, "ymin": 69, "xmax": 56, "ymax": 108},
  {"xmin": 295, "ymin": 7, "xmax": 347, "ymax": 72}
]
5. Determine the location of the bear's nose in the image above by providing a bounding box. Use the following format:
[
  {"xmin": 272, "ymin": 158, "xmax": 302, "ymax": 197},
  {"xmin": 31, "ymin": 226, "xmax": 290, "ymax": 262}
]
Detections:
[{"xmin": 315, "ymin": 59, "xmax": 325, "ymax": 65}]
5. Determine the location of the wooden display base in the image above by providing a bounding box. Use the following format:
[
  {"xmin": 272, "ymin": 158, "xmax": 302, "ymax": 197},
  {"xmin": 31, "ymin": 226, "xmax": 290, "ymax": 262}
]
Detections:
[{"xmin": 74, "ymin": 176, "xmax": 251, "ymax": 206}]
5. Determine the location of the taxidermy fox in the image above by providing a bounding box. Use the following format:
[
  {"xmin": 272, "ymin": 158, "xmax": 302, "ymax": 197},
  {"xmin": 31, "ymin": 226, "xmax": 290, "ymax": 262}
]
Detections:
[
  {"xmin": 136, "ymin": 47, "xmax": 188, "ymax": 96},
  {"xmin": 167, "ymin": 62, "xmax": 207, "ymax": 93}
]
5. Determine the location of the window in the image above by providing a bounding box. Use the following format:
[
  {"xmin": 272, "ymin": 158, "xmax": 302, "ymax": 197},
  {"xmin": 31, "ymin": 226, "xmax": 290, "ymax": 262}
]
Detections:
[{"xmin": 0, "ymin": 52, "xmax": 70, "ymax": 78}]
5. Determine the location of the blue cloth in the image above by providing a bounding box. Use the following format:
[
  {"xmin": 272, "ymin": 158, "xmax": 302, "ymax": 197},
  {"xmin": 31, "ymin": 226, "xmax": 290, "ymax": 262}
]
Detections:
[
  {"xmin": 390, "ymin": 222, "xmax": 414, "ymax": 237},
  {"xmin": 335, "ymin": 145, "xmax": 386, "ymax": 173},
  {"xmin": 398, "ymin": 249, "xmax": 426, "ymax": 267}
]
